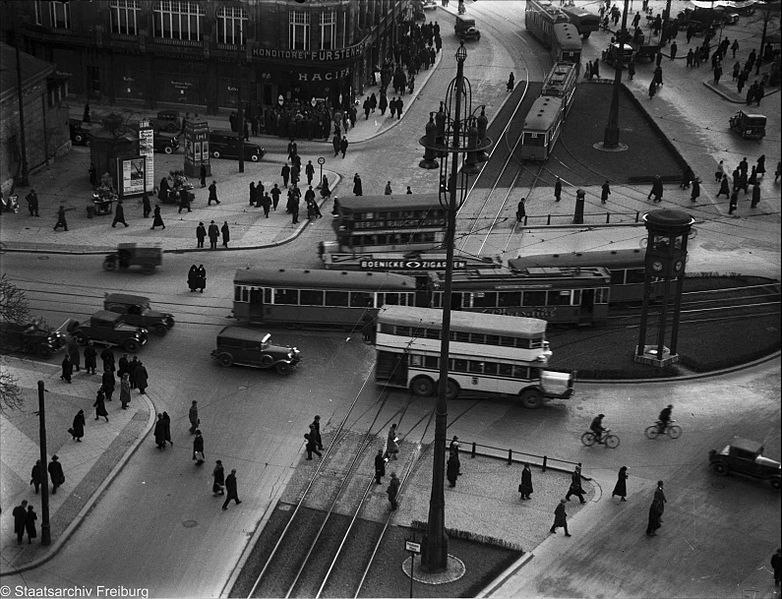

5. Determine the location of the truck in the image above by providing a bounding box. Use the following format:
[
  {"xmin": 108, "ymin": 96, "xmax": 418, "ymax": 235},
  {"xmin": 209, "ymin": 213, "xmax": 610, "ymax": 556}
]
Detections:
[
  {"xmin": 103, "ymin": 293, "xmax": 175, "ymax": 336},
  {"xmin": 709, "ymin": 437, "xmax": 781, "ymax": 489},
  {"xmin": 65, "ymin": 311, "xmax": 149, "ymax": 353},
  {"xmin": 0, "ymin": 319, "xmax": 68, "ymax": 357}
]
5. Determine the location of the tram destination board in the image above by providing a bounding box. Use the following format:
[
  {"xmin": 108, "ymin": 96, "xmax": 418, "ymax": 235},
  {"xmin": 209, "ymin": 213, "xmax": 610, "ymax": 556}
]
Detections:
[{"xmin": 360, "ymin": 258, "xmax": 468, "ymax": 270}]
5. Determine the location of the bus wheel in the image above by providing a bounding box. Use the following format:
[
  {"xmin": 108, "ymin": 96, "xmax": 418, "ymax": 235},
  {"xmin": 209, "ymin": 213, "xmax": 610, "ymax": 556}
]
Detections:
[
  {"xmin": 410, "ymin": 376, "xmax": 435, "ymax": 397},
  {"xmin": 445, "ymin": 379, "xmax": 460, "ymax": 400},
  {"xmin": 520, "ymin": 388, "xmax": 543, "ymax": 409}
]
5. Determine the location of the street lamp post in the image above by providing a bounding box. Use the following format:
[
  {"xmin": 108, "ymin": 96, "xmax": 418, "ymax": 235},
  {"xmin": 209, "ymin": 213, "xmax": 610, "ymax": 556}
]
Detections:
[
  {"xmin": 236, "ymin": 26, "xmax": 245, "ymax": 174},
  {"xmin": 603, "ymin": 0, "xmax": 630, "ymax": 148},
  {"xmin": 417, "ymin": 42, "xmax": 491, "ymax": 573},
  {"xmin": 38, "ymin": 381, "xmax": 51, "ymax": 545}
]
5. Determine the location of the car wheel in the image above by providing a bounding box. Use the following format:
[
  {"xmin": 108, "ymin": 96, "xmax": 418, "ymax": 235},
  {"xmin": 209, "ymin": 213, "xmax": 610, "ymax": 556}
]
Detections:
[
  {"xmin": 74, "ymin": 133, "xmax": 84, "ymax": 144},
  {"xmin": 261, "ymin": 354, "xmax": 274, "ymax": 367},
  {"xmin": 124, "ymin": 339, "xmax": 140, "ymax": 353},
  {"xmin": 164, "ymin": 146, "xmax": 173, "ymax": 155},
  {"xmin": 217, "ymin": 353, "xmax": 233, "ymax": 367},
  {"xmin": 275, "ymin": 362, "xmax": 292, "ymax": 376},
  {"xmin": 713, "ymin": 462, "xmax": 729, "ymax": 476},
  {"xmin": 519, "ymin": 388, "xmax": 543, "ymax": 409},
  {"xmin": 103, "ymin": 258, "xmax": 117, "ymax": 272},
  {"xmin": 153, "ymin": 324, "xmax": 168, "ymax": 336},
  {"xmin": 212, "ymin": 150, "xmax": 221, "ymax": 159},
  {"xmin": 250, "ymin": 154, "xmax": 260, "ymax": 162},
  {"xmin": 410, "ymin": 376, "xmax": 435, "ymax": 397}
]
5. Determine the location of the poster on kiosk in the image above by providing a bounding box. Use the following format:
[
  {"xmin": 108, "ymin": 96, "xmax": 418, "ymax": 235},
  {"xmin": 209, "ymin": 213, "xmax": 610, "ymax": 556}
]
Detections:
[{"xmin": 184, "ymin": 119, "xmax": 210, "ymax": 179}]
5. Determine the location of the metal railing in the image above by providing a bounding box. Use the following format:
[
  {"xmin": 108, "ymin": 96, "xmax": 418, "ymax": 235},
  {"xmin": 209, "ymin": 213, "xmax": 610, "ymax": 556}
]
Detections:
[
  {"xmin": 519, "ymin": 211, "xmax": 643, "ymax": 227},
  {"xmin": 449, "ymin": 441, "xmax": 582, "ymax": 473}
]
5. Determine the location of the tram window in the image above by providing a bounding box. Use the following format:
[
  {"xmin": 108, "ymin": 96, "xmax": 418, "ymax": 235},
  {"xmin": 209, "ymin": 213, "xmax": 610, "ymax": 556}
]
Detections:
[
  {"xmin": 382, "ymin": 292, "xmax": 397, "ymax": 305},
  {"xmin": 610, "ymin": 270, "xmax": 626, "ymax": 285},
  {"xmin": 498, "ymin": 363, "xmax": 513, "ymax": 377},
  {"xmin": 349, "ymin": 291, "xmax": 373, "ymax": 307},
  {"xmin": 468, "ymin": 361, "xmax": 485, "ymax": 374},
  {"xmin": 595, "ymin": 287, "xmax": 610, "ymax": 304},
  {"xmin": 396, "ymin": 326, "xmax": 411, "ymax": 336},
  {"xmin": 379, "ymin": 324, "xmax": 394, "ymax": 334},
  {"xmin": 523, "ymin": 290, "xmax": 547, "ymax": 306},
  {"xmin": 499, "ymin": 336, "xmax": 516, "ymax": 347},
  {"xmin": 515, "ymin": 338, "xmax": 532, "ymax": 349},
  {"xmin": 274, "ymin": 288, "xmax": 299, "ymax": 305},
  {"xmin": 234, "ymin": 286, "xmax": 242, "ymax": 302},
  {"xmin": 325, "ymin": 290, "xmax": 349, "ymax": 306},
  {"xmin": 485, "ymin": 335, "xmax": 499, "ymax": 345},
  {"xmin": 530, "ymin": 336, "xmax": 544, "ymax": 348},
  {"xmin": 263, "ymin": 288, "xmax": 271, "ymax": 303},
  {"xmin": 523, "ymin": 133, "xmax": 545, "ymax": 146},
  {"xmin": 472, "ymin": 292, "xmax": 498, "ymax": 308},
  {"xmin": 551, "ymin": 290, "xmax": 572, "ymax": 305},
  {"xmin": 300, "ymin": 289, "xmax": 324, "ymax": 306},
  {"xmin": 530, "ymin": 367, "xmax": 540, "ymax": 379},
  {"xmin": 625, "ymin": 268, "xmax": 645, "ymax": 283},
  {"xmin": 498, "ymin": 291, "xmax": 521, "ymax": 307},
  {"xmin": 453, "ymin": 359, "xmax": 468, "ymax": 372},
  {"xmin": 572, "ymin": 289, "xmax": 581, "ymax": 305}
]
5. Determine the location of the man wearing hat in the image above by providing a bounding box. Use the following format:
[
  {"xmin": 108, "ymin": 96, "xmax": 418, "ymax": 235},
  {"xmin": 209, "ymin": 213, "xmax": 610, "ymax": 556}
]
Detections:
[{"xmin": 48, "ymin": 455, "xmax": 65, "ymax": 494}]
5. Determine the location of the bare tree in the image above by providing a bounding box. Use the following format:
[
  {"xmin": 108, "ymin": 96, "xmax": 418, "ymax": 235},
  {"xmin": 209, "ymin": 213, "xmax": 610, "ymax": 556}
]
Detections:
[
  {"xmin": 0, "ymin": 357, "xmax": 24, "ymax": 411},
  {"xmin": 0, "ymin": 274, "xmax": 29, "ymax": 323}
]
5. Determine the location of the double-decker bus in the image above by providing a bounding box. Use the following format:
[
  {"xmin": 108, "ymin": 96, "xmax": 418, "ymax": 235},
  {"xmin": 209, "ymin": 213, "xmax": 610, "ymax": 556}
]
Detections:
[
  {"xmin": 233, "ymin": 268, "xmax": 419, "ymax": 329},
  {"xmin": 374, "ymin": 305, "xmax": 574, "ymax": 408},
  {"xmin": 561, "ymin": 5, "xmax": 601, "ymax": 39},
  {"xmin": 428, "ymin": 266, "xmax": 611, "ymax": 325}
]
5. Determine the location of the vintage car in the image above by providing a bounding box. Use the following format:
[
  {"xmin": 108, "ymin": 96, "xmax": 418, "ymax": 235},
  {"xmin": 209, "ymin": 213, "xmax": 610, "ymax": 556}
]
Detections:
[
  {"xmin": 709, "ymin": 436, "xmax": 781, "ymax": 489},
  {"xmin": 149, "ymin": 110, "xmax": 182, "ymax": 134},
  {"xmin": 103, "ymin": 293, "xmax": 174, "ymax": 336},
  {"xmin": 65, "ymin": 311, "xmax": 149, "ymax": 353},
  {"xmin": 0, "ymin": 318, "xmax": 67, "ymax": 357},
  {"xmin": 211, "ymin": 327, "xmax": 301, "ymax": 375},
  {"xmin": 103, "ymin": 243, "xmax": 162, "ymax": 273},
  {"xmin": 68, "ymin": 119, "xmax": 100, "ymax": 145},
  {"xmin": 155, "ymin": 133, "xmax": 179, "ymax": 155},
  {"xmin": 729, "ymin": 111, "xmax": 766, "ymax": 140}
]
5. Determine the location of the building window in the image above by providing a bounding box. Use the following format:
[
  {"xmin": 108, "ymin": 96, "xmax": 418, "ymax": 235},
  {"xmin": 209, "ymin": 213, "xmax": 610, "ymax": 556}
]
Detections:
[
  {"xmin": 289, "ymin": 11, "xmax": 310, "ymax": 51},
  {"xmin": 216, "ymin": 6, "xmax": 248, "ymax": 45},
  {"xmin": 49, "ymin": 1, "xmax": 70, "ymax": 29},
  {"xmin": 153, "ymin": 1, "xmax": 205, "ymax": 41},
  {"xmin": 319, "ymin": 10, "xmax": 336, "ymax": 50},
  {"xmin": 110, "ymin": 0, "xmax": 140, "ymax": 35},
  {"xmin": 34, "ymin": 1, "xmax": 42, "ymax": 25}
]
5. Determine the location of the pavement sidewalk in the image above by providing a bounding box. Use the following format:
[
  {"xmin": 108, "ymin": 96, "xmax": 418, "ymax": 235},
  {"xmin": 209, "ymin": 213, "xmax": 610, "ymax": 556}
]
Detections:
[{"xmin": 0, "ymin": 356, "xmax": 154, "ymax": 574}]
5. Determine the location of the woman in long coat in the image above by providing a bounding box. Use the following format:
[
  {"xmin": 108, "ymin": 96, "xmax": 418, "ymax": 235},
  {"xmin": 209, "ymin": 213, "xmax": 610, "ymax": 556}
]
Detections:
[
  {"xmin": 83, "ymin": 341, "xmax": 97, "ymax": 374},
  {"xmin": 102, "ymin": 368, "xmax": 115, "ymax": 401},
  {"xmin": 61, "ymin": 354, "xmax": 73, "ymax": 383},
  {"xmin": 386, "ymin": 424, "xmax": 400, "ymax": 460},
  {"xmin": 446, "ymin": 453, "xmax": 459, "ymax": 487},
  {"xmin": 153, "ymin": 413, "xmax": 166, "ymax": 449},
  {"xmin": 212, "ymin": 460, "xmax": 225, "ymax": 495},
  {"xmin": 519, "ymin": 463, "xmax": 533, "ymax": 500},
  {"xmin": 93, "ymin": 388, "xmax": 109, "ymax": 422},
  {"xmin": 612, "ymin": 466, "xmax": 628, "ymax": 501},
  {"xmin": 70, "ymin": 409, "xmax": 86, "ymax": 441},
  {"xmin": 151, "ymin": 205, "xmax": 165, "ymax": 230},
  {"xmin": 119, "ymin": 373, "xmax": 131, "ymax": 409},
  {"xmin": 187, "ymin": 265, "xmax": 198, "ymax": 292},
  {"xmin": 67, "ymin": 338, "xmax": 81, "ymax": 372},
  {"xmin": 162, "ymin": 411, "xmax": 172, "ymax": 446},
  {"xmin": 25, "ymin": 505, "xmax": 37, "ymax": 544},
  {"xmin": 196, "ymin": 265, "xmax": 207, "ymax": 292}
]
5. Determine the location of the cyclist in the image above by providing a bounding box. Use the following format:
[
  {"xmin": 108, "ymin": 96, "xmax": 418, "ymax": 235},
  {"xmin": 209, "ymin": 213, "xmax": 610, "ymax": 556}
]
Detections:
[
  {"xmin": 590, "ymin": 414, "xmax": 606, "ymax": 444},
  {"xmin": 657, "ymin": 405, "xmax": 673, "ymax": 433}
]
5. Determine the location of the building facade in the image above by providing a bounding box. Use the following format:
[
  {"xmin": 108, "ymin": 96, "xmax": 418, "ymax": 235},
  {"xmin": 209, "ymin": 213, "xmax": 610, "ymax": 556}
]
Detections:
[
  {"xmin": 0, "ymin": 42, "xmax": 69, "ymax": 194},
  {"xmin": 6, "ymin": 0, "xmax": 409, "ymax": 114}
]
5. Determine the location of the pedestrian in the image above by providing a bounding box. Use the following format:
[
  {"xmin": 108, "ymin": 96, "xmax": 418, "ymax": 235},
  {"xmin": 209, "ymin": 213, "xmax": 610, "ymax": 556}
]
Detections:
[
  {"xmin": 446, "ymin": 453, "xmax": 459, "ymax": 487},
  {"xmin": 553, "ymin": 177, "xmax": 562, "ymax": 202},
  {"xmin": 648, "ymin": 175, "xmax": 663, "ymax": 202},
  {"xmin": 213, "ymin": 460, "xmax": 225, "ymax": 496},
  {"xmin": 153, "ymin": 414, "xmax": 166, "ymax": 449},
  {"xmin": 340, "ymin": 136, "xmax": 349, "ymax": 158},
  {"xmin": 304, "ymin": 431, "xmax": 322, "ymax": 460},
  {"xmin": 690, "ymin": 177, "xmax": 701, "ymax": 202},
  {"xmin": 199, "ymin": 163, "xmax": 206, "ymax": 188},
  {"xmin": 162, "ymin": 411, "xmax": 172, "ymax": 447},
  {"xmin": 387, "ymin": 472, "xmax": 400, "ymax": 511},
  {"xmin": 717, "ymin": 175, "xmax": 730, "ymax": 198},
  {"xmin": 396, "ymin": 96, "xmax": 403, "ymax": 119},
  {"xmin": 507, "ymin": 72, "xmax": 515, "ymax": 91},
  {"xmin": 178, "ymin": 188, "xmax": 192, "ymax": 213},
  {"xmin": 194, "ymin": 221, "xmax": 207, "ymax": 249},
  {"xmin": 222, "ymin": 469, "xmax": 242, "ymax": 509},
  {"xmin": 612, "ymin": 466, "xmax": 628, "ymax": 501},
  {"xmin": 386, "ymin": 423, "xmax": 400, "ymax": 460},
  {"xmin": 739, "ymin": 156, "xmax": 748, "ymax": 176},
  {"xmin": 654, "ymin": 480, "xmax": 667, "ymax": 516},
  {"xmin": 374, "ymin": 449, "xmax": 387, "ymax": 484},
  {"xmin": 48, "ymin": 455, "xmax": 65, "ymax": 494},
  {"xmin": 192, "ymin": 430, "xmax": 205, "ymax": 465},
  {"xmin": 53, "ymin": 204, "xmax": 69, "ymax": 231},
  {"xmin": 25, "ymin": 189, "xmax": 39, "ymax": 216},
  {"xmin": 449, "ymin": 435, "xmax": 461, "ymax": 474},
  {"xmin": 715, "ymin": 160, "xmax": 726, "ymax": 182},
  {"xmin": 61, "ymin": 354, "xmax": 73, "ymax": 383},
  {"xmin": 518, "ymin": 463, "xmax": 533, "ymax": 500},
  {"xmin": 25, "ymin": 504, "xmax": 37, "ymax": 544},
  {"xmin": 646, "ymin": 497, "xmax": 663, "ymax": 536},
  {"xmin": 83, "ymin": 341, "xmax": 97, "ymax": 375},
  {"xmin": 310, "ymin": 415, "xmax": 324, "ymax": 450},
  {"xmin": 353, "ymin": 173, "xmax": 363, "ymax": 196},
  {"xmin": 207, "ymin": 181, "xmax": 220, "ymax": 205},
  {"xmin": 731, "ymin": 39, "xmax": 739, "ymax": 58},
  {"xmin": 670, "ymin": 41, "xmax": 677, "ymax": 61},
  {"xmin": 748, "ymin": 165, "xmax": 758, "ymax": 187},
  {"xmin": 141, "ymin": 191, "xmax": 151, "ymax": 218},
  {"xmin": 93, "ymin": 387, "xmax": 109, "ymax": 422},
  {"xmin": 384, "ymin": 181, "xmax": 393, "ymax": 195},
  {"xmin": 69, "ymin": 409, "xmax": 86, "ymax": 441},
  {"xmin": 30, "ymin": 460, "xmax": 44, "ymax": 493},
  {"xmin": 150, "ymin": 204, "xmax": 165, "ymax": 230},
  {"xmin": 196, "ymin": 264, "xmax": 206, "ymax": 292},
  {"xmin": 772, "ymin": 548, "xmax": 782, "ymax": 587},
  {"xmin": 281, "ymin": 163, "xmax": 290, "ymax": 188},
  {"xmin": 305, "ymin": 160, "xmax": 315, "ymax": 186},
  {"xmin": 750, "ymin": 183, "xmax": 761, "ymax": 208},
  {"xmin": 601, "ymin": 181, "xmax": 611, "ymax": 204},
  {"xmin": 565, "ymin": 465, "xmax": 587, "ymax": 504},
  {"xmin": 756, "ymin": 155, "xmax": 766, "ymax": 178},
  {"xmin": 713, "ymin": 64, "xmax": 723, "ymax": 85},
  {"xmin": 101, "ymin": 346, "xmax": 115, "ymax": 373},
  {"xmin": 379, "ymin": 92, "xmax": 388, "ymax": 115},
  {"xmin": 112, "ymin": 199, "xmax": 129, "ymax": 227},
  {"xmin": 592, "ymin": 58, "xmax": 600, "ymax": 79},
  {"xmin": 220, "ymin": 221, "xmax": 230, "ymax": 248},
  {"xmin": 271, "ymin": 183, "xmax": 281, "ymax": 210},
  {"xmin": 516, "ymin": 198, "xmax": 526, "ymax": 223},
  {"xmin": 189, "ymin": 400, "xmax": 200, "ymax": 434},
  {"xmin": 320, "ymin": 175, "xmax": 331, "ymax": 198},
  {"xmin": 187, "ymin": 264, "xmax": 199, "ymax": 292},
  {"xmin": 550, "ymin": 499, "xmax": 571, "ymax": 536},
  {"xmin": 206, "ymin": 220, "xmax": 219, "ymax": 250},
  {"xmin": 119, "ymin": 373, "xmax": 131, "ymax": 409},
  {"xmin": 13, "ymin": 501, "xmax": 28, "ymax": 544},
  {"xmin": 135, "ymin": 361, "xmax": 148, "ymax": 394},
  {"xmin": 648, "ymin": 79, "xmax": 657, "ymax": 99},
  {"xmin": 729, "ymin": 189, "xmax": 739, "ymax": 215}
]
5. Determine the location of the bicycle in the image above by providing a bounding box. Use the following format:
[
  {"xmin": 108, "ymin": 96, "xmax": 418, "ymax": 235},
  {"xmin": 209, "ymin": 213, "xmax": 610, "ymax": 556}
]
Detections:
[
  {"xmin": 644, "ymin": 419, "xmax": 682, "ymax": 440},
  {"xmin": 581, "ymin": 429, "xmax": 620, "ymax": 449}
]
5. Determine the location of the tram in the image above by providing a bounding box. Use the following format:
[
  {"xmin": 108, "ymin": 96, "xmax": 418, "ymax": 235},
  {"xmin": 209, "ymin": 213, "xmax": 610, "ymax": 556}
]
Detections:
[
  {"xmin": 552, "ymin": 23, "xmax": 583, "ymax": 67},
  {"xmin": 541, "ymin": 62, "xmax": 578, "ymax": 114},
  {"xmin": 428, "ymin": 266, "xmax": 611, "ymax": 325},
  {"xmin": 525, "ymin": 0, "xmax": 570, "ymax": 47},
  {"xmin": 519, "ymin": 95, "xmax": 565, "ymax": 161}
]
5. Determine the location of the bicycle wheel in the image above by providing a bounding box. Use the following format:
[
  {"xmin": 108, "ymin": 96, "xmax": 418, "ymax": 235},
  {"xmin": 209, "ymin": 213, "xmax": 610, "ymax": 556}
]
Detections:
[
  {"xmin": 605, "ymin": 434, "xmax": 620, "ymax": 449},
  {"xmin": 644, "ymin": 425, "xmax": 660, "ymax": 440},
  {"xmin": 581, "ymin": 431, "xmax": 596, "ymax": 447},
  {"xmin": 668, "ymin": 425, "xmax": 682, "ymax": 439}
]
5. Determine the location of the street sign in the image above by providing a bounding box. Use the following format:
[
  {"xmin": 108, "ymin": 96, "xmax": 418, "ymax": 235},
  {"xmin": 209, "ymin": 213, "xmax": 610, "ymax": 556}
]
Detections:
[
  {"xmin": 360, "ymin": 259, "xmax": 467, "ymax": 270},
  {"xmin": 405, "ymin": 540, "xmax": 421, "ymax": 553}
]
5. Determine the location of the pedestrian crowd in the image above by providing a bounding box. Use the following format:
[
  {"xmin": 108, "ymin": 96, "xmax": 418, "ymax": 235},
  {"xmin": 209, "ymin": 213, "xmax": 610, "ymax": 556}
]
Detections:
[{"xmin": 714, "ymin": 154, "xmax": 767, "ymax": 215}]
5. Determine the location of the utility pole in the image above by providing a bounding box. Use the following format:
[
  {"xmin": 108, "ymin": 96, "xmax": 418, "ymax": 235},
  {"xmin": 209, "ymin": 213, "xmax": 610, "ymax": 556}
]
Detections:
[
  {"xmin": 236, "ymin": 24, "xmax": 245, "ymax": 174},
  {"xmin": 38, "ymin": 381, "xmax": 51, "ymax": 545}
]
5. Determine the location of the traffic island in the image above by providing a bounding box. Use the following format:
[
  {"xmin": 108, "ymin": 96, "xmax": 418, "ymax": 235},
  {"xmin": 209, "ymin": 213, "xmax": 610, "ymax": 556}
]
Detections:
[{"xmin": 402, "ymin": 553, "xmax": 466, "ymax": 585}]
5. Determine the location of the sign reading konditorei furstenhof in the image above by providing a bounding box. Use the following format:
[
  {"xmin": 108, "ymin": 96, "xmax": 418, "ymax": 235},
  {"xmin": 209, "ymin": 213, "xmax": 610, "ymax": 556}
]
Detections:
[{"xmin": 251, "ymin": 42, "xmax": 366, "ymax": 63}]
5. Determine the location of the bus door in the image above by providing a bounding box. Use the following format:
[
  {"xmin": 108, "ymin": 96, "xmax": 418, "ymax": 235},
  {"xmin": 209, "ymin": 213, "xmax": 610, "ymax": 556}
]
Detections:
[
  {"xmin": 249, "ymin": 288, "xmax": 264, "ymax": 321},
  {"xmin": 376, "ymin": 350, "xmax": 408, "ymax": 386},
  {"xmin": 579, "ymin": 288, "xmax": 594, "ymax": 323}
]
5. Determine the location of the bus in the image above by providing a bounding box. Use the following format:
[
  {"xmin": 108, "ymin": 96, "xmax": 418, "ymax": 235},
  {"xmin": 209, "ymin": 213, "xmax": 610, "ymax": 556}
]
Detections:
[
  {"xmin": 233, "ymin": 268, "xmax": 419, "ymax": 329},
  {"xmin": 428, "ymin": 266, "xmax": 611, "ymax": 325},
  {"xmin": 374, "ymin": 305, "xmax": 574, "ymax": 408},
  {"xmin": 561, "ymin": 5, "xmax": 601, "ymax": 39},
  {"xmin": 519, "ymin": 95, "xmax": 565, "ymax": 162},
  {"xmin": 541, "ymin": 62, "xmax": 578, "ymax": 114}
]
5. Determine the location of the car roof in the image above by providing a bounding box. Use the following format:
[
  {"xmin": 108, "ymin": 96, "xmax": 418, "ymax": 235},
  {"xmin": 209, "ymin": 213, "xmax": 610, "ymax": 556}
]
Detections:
[
  {"xmin": 217, "ymin": 326, "xmax": 270, "ymax": 342},
  {"xmin": 729, "ymin": 437, "xmax": 763, "ymax": 453},
  {"xmin": 105, "ymin": 293, "xmax": 150, "ymax": 304},
  {"xmin": 93, "ymin": 310, "xmax": 122, "ymax": 322}
]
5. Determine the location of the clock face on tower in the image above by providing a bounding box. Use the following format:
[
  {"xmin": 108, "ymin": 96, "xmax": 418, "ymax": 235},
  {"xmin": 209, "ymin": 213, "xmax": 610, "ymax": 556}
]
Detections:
[{"xmin": 651, "ymin": 260, "xmax": 664, "ymax": 273}]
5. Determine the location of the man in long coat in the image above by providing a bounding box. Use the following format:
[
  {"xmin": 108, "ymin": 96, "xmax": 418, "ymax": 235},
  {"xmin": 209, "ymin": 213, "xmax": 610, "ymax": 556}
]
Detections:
[
  {"xmin": 353, "ymin": 174, "xmax": 363, "ymax": 196},
  {"xmin": 70, "ymin": 410, "xmax": 86, "ymax": 441},
  {"xmin": 387, "ymin": 472, "xmax": 400, "ymax": 510},
  {"xmin": 135, "ymin": 361, "xmax": 149, "ymax": 394},
  {"xmin": 48, "ymin": 455, "xmax": 65, "ymax": 494},
  {"xmin": 519, "ymin": 463, "xmax": 533, "ymax": 500},
  {"xmin": 222, "ymin": 469, "xmax": 242, "ymax": 509},
  {"xmin": 374, "ymin": 449, "xmax": 387, "ymax": 484},
  {"xmin": 102, "ymin": 367, "xmax": 116, "ymax": 401},
  {"xmin": 83, "ymin": 341, "xmax": 97, "ymax": 374},
  {"xmin": 550, "ymin": 499, "xmax": 570, "ymax": 535},
  {"xmin": 565, "ymin": 465, "xmax": 588, "ymax": 504},
  {"xmin": 208, "ymin": 220, "xmax": 220, "ymax": 249},
  {"xmin": 196, "ymin": 222, "xmax": 206, "ymax": 248},
  {"xmin": 30, "ymin": 460, "xmax": 44, "ymax": 493},
  {"xmin": 112, "ymin": 199, "xmax": 129, "ymax": 227},
  {"xmin": 101, "ymin": 347, "xmax": 115, "ymax": 372},
  {"xmin": 221, "ymin": 222, "xmax": 230, "ymax": 248},
  {"xmin": 13, "ymin": 500, "xmax": 28, "ymax": 544},
  {"xmin": 61, "ymin": 354, "xmax": 73, "ymax": 383}
]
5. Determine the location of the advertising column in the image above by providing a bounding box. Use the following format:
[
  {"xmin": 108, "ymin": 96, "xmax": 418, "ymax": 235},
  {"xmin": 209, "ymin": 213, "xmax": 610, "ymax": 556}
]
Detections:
[
  {"xmin": 183, "ymin": 119, "xmax": 210, "ymax": 179},
  {"xmin": 138, "ymin": 119, "xmax": 154, "ymax": 193}
]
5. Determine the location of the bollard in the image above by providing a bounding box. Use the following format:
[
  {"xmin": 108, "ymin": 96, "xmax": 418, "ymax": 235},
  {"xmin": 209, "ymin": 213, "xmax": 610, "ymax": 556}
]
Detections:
[
  {"xmin": 606, "ymin": 212, "xmax": 610, "ymax": 224},
  {"xmin": 471, "ymin": 441, "xmax": 477, "ymax": 458},
  {"xmin": 542, "ymin": 455, "xmax": 548, "ymax": 472},
  {"xmin": 524, "ymin": 215, "xmax": 528, "ymax": 226},
  {"xmin": 635, "ymin": 211, "xmax": 640, "ymax": 222},
  {"xmin": 507, "ymin": 449, "xmax": 513, "ymax": 465}
]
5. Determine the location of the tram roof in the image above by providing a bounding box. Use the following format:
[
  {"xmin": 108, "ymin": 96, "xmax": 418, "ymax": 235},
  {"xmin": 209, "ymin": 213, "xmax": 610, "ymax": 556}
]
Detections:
[
  {"xmin": 509, "ymin": 249, "xmax": 646, "ymax": 270},
  {"xmin": 234, "ymin": 268, "xmax": 417, "ymax": 290},
  {"xmin": 433, "ymin": 266, "xmax": 611, "ymax": 286},
  {"xmin": 553, "ymin": 23, "xmax": 581, "ymax": 49},
  {"xmin": 337, "ymin": 193, "xmax": 442, "ymax": 212},
  {"xmin": 523, "ymin": 95, "xmax": 563, "ymax": 131},
  {"xmin": 542, "ymin": 62, "xmax": 577, "ymax": 95},
  {"xmin": 377, "ymin": 305, "xmax": 548, "ymax": 336}
]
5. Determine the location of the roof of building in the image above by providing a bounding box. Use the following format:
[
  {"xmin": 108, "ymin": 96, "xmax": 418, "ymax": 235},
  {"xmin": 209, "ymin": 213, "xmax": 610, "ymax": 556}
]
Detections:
[{"xmin": 0, "ymin": 42, "xmax": 56, "ymax": 103}]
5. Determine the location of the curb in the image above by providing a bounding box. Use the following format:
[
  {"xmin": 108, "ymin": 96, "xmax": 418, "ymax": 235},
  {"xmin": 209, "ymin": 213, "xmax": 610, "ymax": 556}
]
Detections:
[{"xmin": 0, "ymin": 391, "xmax": 158, "ymax": 577}]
